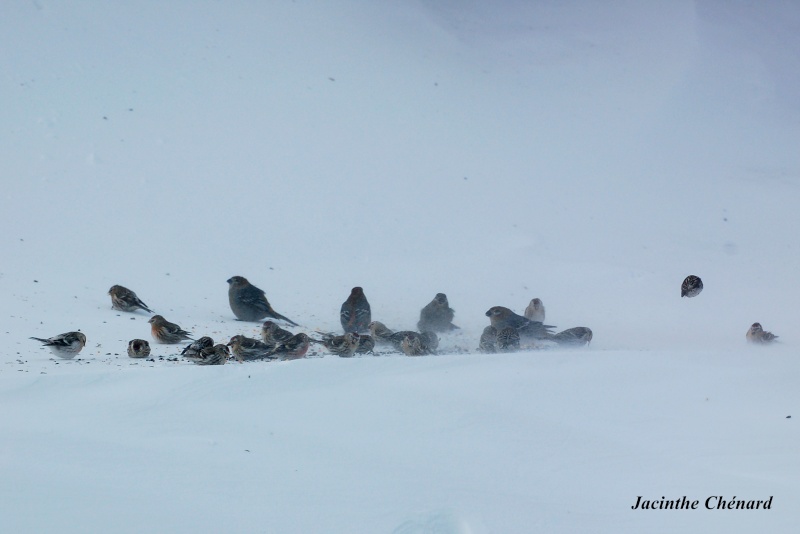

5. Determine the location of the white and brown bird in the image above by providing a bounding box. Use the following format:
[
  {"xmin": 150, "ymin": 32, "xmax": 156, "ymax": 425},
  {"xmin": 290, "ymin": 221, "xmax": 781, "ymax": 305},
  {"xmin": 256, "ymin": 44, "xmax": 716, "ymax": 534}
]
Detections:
[
  {"xmin": 551, "ymin": 327, "xmax": 593, "ymax": 346},
  {"xmin": 400, "ymin": 333, "xmax": 426, "ymax": 356},
  {"xmin": 227, "ymin": 276, "xmax": 298, "ymax": 325},
  {"xmin": 417, "ymin": 293, "xmax": 459, "ymax": 332},
  {"xmin": 681, "ymin": 275, "xmax": 703, "ymax": 298},
  {"xmin": 268, "ymin": 333, "xmax": 311, "ymax": 360},
  {"xmin": 227, "ymin": 335, "xmax": 275, "ymax": 362},
  {"xmin": 523, "ymin": 298, "xmax": 545, "ymax": 322},
  {"xmin": 185, "ymin": 343, "xmax": 229, "ymax": 365},
  {"xmin": 30, "ymin": 331, "xmax": 87, "ymax": 359},
  {"xmin": 108, "ymin": 284, "xmax": 153, "ymax": 313},
  {"xmin": 149, "ymin": 315, "xmax": 193, "ymax": 344},
  {"xmin": 181, "ymin": 336, "xmax": 214, "ymax": 360},
  {"xmin": 478, "ymin": 326, "xmax": 497, "ymax": 353},
  {"xmin": 315, "ymin": 332, "xmax": 361, "ymax": 357},
  {"xmin": 340, "ymin": 287, "xmax": 371, "ymax": 333},
  {"xmin": 485, "ymin": 306, "xmax": 555, "ymax": 340},
  {"xmin": 746, "ymin": 323, "xmax": 778, "ymax": 344},
  {"xmin": 368, "ymin": 321, "xmax": 397, "ymax": 346},
  {"xmin": 354, "ymin": 334, "xmax": 375, "ymax": 354},
  {"xmin": 261, "ymin": 320, "xmax": 295, "ymax": 349},
  {"xmin": 496, "ymin": 327, "xmax": 521, "ymax": 352},
  {"xmin": 127, "ymin": 338, "xmax": 151, "ymax": 359}
]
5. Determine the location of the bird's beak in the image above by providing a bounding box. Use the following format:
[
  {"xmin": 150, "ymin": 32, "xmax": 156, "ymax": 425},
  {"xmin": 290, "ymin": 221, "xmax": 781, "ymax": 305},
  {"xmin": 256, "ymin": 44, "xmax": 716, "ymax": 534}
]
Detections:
[{"xmin": 485, "ymin": 310, "xmax": 491, "ymax": 317}]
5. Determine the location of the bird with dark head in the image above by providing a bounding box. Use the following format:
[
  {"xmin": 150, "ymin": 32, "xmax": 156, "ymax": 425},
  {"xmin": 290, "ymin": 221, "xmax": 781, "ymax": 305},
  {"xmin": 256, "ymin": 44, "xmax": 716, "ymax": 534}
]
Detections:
[
  {"xmin": 30, "ymin": 331, "xmax": 87, "ymax": 359},
  {"xmin": 681, "ymin": 275, "xmax": 703, "ymax": 298},
  {"xmin": 746, "ymin": 323, "xmax": 778, "ymax": 344},
  {"xmin": 340, "ymin": 287, "xmax": 371, "ymax": 333},
  {"xmin": 185, "ymin": 343, "xmax": 229, "ymax": 365},
  {"xmin": 485, "ymin": 306, "xmax": 555, "ymax": 340},
  {"xmin": 149, "ymin": 315, "xmax": 193, "ymax": 344},
  {"xmin": 127, "ymin": 339, "xmax": 151, "ymax": 358},
  {"xmin": 181, "ymin": 336, "xmax": 214, "ymax": 360},
  {"xmin": 108, "ymin": 285, "xmax": 153, "ymax": 313},
  {"xmin": 227, "ymin": 276, "xmax": 298, "ymax": 325},
  {"xmin": 523, "ymin": 298, "xmax": 545, "ymax": 322},
  {"xmin": 417, "ymin": 293, "xmax": 459, "ymax": 332}
]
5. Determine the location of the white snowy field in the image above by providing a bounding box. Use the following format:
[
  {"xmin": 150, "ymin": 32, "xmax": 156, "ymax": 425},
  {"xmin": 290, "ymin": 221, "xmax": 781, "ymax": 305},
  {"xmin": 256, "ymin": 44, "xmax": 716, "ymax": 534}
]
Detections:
[{"xmin": 1, "ymin": 1, "xmax": 799, "ymax": 532}]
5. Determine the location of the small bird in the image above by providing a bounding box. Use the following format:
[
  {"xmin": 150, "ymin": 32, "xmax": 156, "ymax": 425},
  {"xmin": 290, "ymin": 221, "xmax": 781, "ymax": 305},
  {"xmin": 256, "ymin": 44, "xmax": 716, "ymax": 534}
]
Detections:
[
  {"xmin": 746, "ymin": 323, "xmax": 778, "ymax": 344},
  {"xmin": 268, "ymin": 333, "xmax": 311, "ymax": 360},
  {"xmin": 368, "ymin": 321, "xmax": 397, "ymax": 346},
  {"xmin": 400, "ymin": 334, "xmax": 426, "ymax": 356},
  {"xmin": 551, "ymin": 327, "xmax": 593, "ymax": 346},
  {"xmin": 681, "ymin": 275, "xmax": 703, "ymax": 298},
  {"xmin": 227, "ymin": 276, "xmax": 298, "ymax": 325},
  {"xmin": 478, "ymin": 326, "xmax": 497, "ymax": 353},
  {"xmin": 419, "ymin": 331, "xmax": 439, "ymax": 353},
  {"xmin": 181, "ymin": 336, "xmax": 214, "ymax": 360},
  {"xmin": 485, "ymin": 306, "xmax": 555, "ymax": 340},
  {"xmin": 30, "ymin": 331, "xmax": 87, "ymax": 359},
  {"xmin": 417, "ymin": 293, "xmax": 459, "ymax": 332},
  {"xmin": 354, "ymin": 334, "xmax": 375, "ymax": 354},
  {"xmin": 496, "ymin": 327, "xmax": 521, "ymax": 352},
  {"xmin": 149, "ymin": 315, "xmax": 193, "ymax": 344},
  {"xmin": 523, "ymin": 298, "xmax": 545, "ymax": 322},
  {"xmin": 108, "ymin": 284, "xmax": 153, "ymax": 313},
  {"xmin": 340, "ymin": 287, "xmax": 371, "ymax": 333},
  {"xmin": 127, "ymin": 338, "xmax": 151, "ymax": 358},
  {"xmin": 227, "ymin": 335, "xmax": 275, "ymax": 362},
  {"xmin": 316, "ymin": 332, "xmax": 361, "ymax": 357},
  {"xmin": 185, "ymin": 343, "xmax": 229, "ymax": 365},
  {"xmin": 261, "ymin": 320, "xmax": 295, "ymax": 349}
]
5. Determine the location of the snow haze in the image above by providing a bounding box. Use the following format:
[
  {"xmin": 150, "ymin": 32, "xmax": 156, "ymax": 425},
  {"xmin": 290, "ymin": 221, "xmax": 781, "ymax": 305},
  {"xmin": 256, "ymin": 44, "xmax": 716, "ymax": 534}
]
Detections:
[{"xmin": 2, "ymin": 1, "xmax": 798, "ymax": 532}]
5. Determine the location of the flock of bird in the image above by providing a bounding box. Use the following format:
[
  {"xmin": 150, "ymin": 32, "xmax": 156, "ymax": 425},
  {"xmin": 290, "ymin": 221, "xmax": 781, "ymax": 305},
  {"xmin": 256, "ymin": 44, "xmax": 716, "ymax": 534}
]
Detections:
[{"xmin": 28, "ymin": 274, "xmax": 778, "ymax": 364}]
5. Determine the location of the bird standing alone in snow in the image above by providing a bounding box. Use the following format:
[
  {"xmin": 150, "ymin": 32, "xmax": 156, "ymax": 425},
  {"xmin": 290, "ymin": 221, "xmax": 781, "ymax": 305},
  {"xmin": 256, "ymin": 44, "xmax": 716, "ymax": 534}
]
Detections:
[
  {"xmin": 681, "ymin": 275, "xmax": 703, "ymax": 298},
  {"xmin": 108, "ymin": 285, "xmax": 153, "ymax": 313},
  {"xmin": 417, "ymin": 293, "xmax": 459, "ymax": 332},
  {"xmin": 127, "ymin": 339, "xmax": 151, "ymax": 358},
  {"xmin": 340, "ymin": 287, "xmax": 371, "ymax": 333},
  {"xmin": 523, "ymin": 298, "xmax": 545, "ymax": 322},
  {"xmin": 148, "ymin": 315, "xmax": 193, "ymax": 344},
  {"xmin": 746, "ymin": 323, "xmax": 778, "ymax": 344},
  {"xmin": 227, "ymin": 276, "xmax": 298, "ymax": 325},
  {"xmin": 30, "ymin": 331, "xmax": 87, "ymax": 359}
]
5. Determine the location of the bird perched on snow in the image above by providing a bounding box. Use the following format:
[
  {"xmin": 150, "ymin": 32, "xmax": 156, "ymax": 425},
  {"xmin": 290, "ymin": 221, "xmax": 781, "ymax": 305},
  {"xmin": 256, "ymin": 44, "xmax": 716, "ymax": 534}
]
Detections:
[
  {"xmin": 496, "ymin": 327, "xmax": 521, "ymax": 352},
  {"xmin": 419, "ymin": 331, "xmax": 439, "ymax": 352},
  {"xmin": 681, "ymin": 275, "xmax": 703, "ymax": 298},
  {"xmin": 478, "ymin": 326, "xmax": 497, "ymax": 353},
  {"xmin": 315, "ymin": 332, "xmax": 361, "ymax": 357},
  {"xmin": 367, "ymin": 321, "xmax": 432, "ymax": 353},
  {"xmin": 340, "ymin": 287, "xmax": 371, "ymax": 333},
  {"xmin": 127, "ymin": 339, "xmax": 151, "ymax": 358},
  {"xmin": 30, "ymin": 331, "xmax": 87, "ymax": 359},
  {"xmin": 268, "ymin": 333, "xmax": 311, "ymax": 360},
  {"xmin": 485, "ymin": 306, "xmax": 555, "ymax": 340},
  {"xmin": 368, "ymin": 321, "xmax": 397, "ymax": 346},
  {"xmin": 523, "ymin": 298, "xmax": 545, "ymax": 322},
  {"xmin": 417, "ymin": 293, "xmax": 459, "ymax": 332},
  {"xmin": 746, "ymin": 323, "xmax": 778, "ymax": 344},
  {"xmin": 354, "ymin": 334, "xmax": 375, "ymax": 354},
  {"xmin": 227, "ymin": 335, "xmax": 275, "ymax": 362},
  {"xmin": 551, "ymin": 327, "xmax": 593, "ymax": 346},
  {"xmin": 261, "ymin": 320, "xmax": 295, "ymax": 349},
  {"xmin": 185, "ymin": 343, "xmax": 229, "ymax": 365},
  {"xmin": 108, "ymin": 285, "xmax": 153, "ymax": 313},
  {"xmin": 400, "ymin": 334, "xmax": 426, "ymax": 356},
  {"xmin": 148, "ymin": 315, "xmax": 193, "ymax": 344},
  {"xmin": 181, "ymin": 336, "xmax": 214, "ymax": 360},
  {"xmin": 227, "ymin": 276, "xmax": 298, "ymax": 325}
]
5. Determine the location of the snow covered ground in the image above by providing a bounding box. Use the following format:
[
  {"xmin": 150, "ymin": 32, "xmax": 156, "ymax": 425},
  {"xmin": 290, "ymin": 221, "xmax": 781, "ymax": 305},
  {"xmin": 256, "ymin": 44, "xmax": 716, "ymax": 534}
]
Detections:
[{"xmin": 1, "ymin": 1, "xmax": 798, "ymax": 532}]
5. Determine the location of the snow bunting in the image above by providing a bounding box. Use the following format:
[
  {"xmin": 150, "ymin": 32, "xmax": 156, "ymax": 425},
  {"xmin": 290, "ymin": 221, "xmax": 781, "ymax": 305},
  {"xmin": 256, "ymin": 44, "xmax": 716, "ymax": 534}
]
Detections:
[
  {"xmin": 340, "ymin": 287, "xmax": 371, "ymax": 333},
  {"xmin": 681, "ymin": 275, "xmax": 703, "ymax": 298},
  {"xmin": 127, "ymin": 338, "xmax": 151, "ymax": 358},
  {"xmin": 108, "ymin": 284, "xmax": 153, "ymax": 313},
  {"xmin": 30, "ymin": 331, "xmax": 86, "ymax": 359},
  {"xmin": 485, "ymin": 306, "xmax": 555, "ymax": 339},
  {"xmin": 417, "ymin": 293, "xmax": 459, "ymax": 332},
  {"xmin": 227, "ymin": 276, "xmax": 298, "ymax": 325},
  {"xmin": 148, "ymin": 315, "xmax": 193, "ymax": 344},
  {"xmin": 523, "ymin": 298, "xmax": 545, "ymax": 322},
  {"xmin": 746, "ymin": 323, "xmax": 778, "ymax": 344}
]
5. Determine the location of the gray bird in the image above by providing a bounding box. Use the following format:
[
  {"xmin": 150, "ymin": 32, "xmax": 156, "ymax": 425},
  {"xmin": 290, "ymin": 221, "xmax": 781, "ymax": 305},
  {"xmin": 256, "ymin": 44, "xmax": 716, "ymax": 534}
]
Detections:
[
  {"xmin": 30, "ymin": 331, "xmax": 87, "ymax": 359},
  {"xmin": 185, "ymin": 343, "xmax": 229, "ymax": 365},
  {"xmin": 228, "ymin": 335, "xmax": 276, "ymax": 362},
  {"xmin": 551, "ymin": 327, "xmax": 593, "ymax": 346},
  {"xmin": 417, "ymin": 293, "xmax": 459, "ymax": 332},
  {"xmin": 368, "ymin": 321, "xmax": 397, "ymax": 346},
  {"xmin": 746, "ymin": 323, "xmax": 778, "ymax": 344},
  {"xmin": 485, "ymin": 306, "xmax": 555, "ymax": 340},
  {"xmin": 181, "ymin": 336, "xmax": 214, "ymax": 360},
  {"xmin": 340, "ymin": 287, "xmax": 371, "ymax": 333},
  {"xmin": 108, "ymin": 285, "xmax": 153, "ymax": 313},
  {"xmin": 127, "ymin": 338, "xmax": 151, "ymax": 358},
  {"xmin": 681, "ymin": 275, "xmax": 703, "ymax": 298},
  {"xmin": 478, "ymin": 326, "xmax": 497, "ymax": 353},
  {"xmin": 227, "ymin": 276, "xmax": 298, "ymax": 325},
  {"xmin": 315, "ymin": 332, "xmax": 361, "ymax": 357},
  {"xmin": 496, "ymin": 327, "xmax": 521, "ymax": 352}
]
